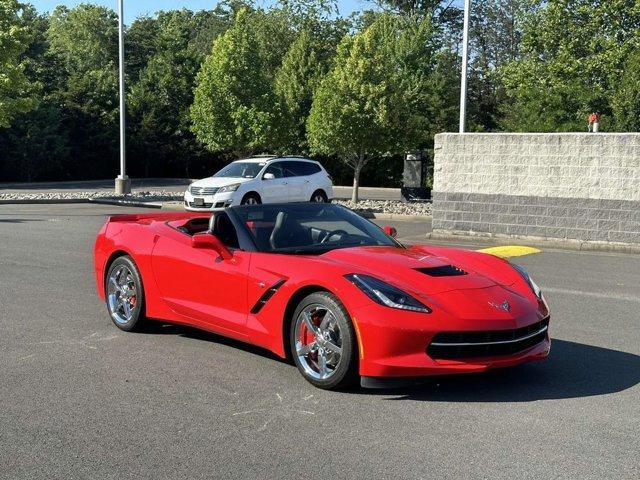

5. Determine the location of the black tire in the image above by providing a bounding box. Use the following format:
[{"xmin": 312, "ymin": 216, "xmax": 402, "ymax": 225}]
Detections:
[
  {"xmin": 310, "ymin": 190, "xmax": 328, "ymax": 203},
  {"xmin": 104, "ymin": 255, "xmax": 147, "ymax": 332},
  {"xmin": 241, "ymin": 192, "xmax": 262, "ymax": 205},
  {"xmin": 289, "ymin": 292, "xmax": 359, "ymax": 390}
]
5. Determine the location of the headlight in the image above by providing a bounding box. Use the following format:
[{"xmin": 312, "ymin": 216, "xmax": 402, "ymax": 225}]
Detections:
[
  {"xmin": 345, "ymin": 274, "xmax": 431, "ymax": 313},
  {"xmin": 512, "ymin": 264, "xmax": 542, "ymax": 299},
  {"xmin": 218, "ymin": 183, "xmax": 241, "ymax": 193}
]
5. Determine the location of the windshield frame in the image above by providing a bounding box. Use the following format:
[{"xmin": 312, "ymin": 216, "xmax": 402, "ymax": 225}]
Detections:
[
  {"xmin": 228, "ymin": 203, "xmax": 404, "ymax": 255},
  {"xmin": 213, "ymin": 161, "xmax": 266, "ymax": 179}
]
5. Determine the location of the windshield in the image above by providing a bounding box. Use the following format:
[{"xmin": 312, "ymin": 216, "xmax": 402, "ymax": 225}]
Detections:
[
  {"xmin": 232, "ymin": 203, "xmax": 401, "ymax": 254},
  {"xmin": 214, "ymin": 162, "xmax": 265, "ymax": 179}
]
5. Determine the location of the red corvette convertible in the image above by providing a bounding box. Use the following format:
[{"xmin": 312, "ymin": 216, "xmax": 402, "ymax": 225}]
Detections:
[{"xmin": 94, "ymin": 203, "xmax": 550, "ymax": 390}]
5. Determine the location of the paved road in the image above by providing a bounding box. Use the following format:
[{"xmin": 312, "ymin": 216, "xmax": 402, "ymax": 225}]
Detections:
[
  {"xmin": 0, "ymin": 179, "xmax": 401, "ymax": 201},
  {"xmin": 1, "ymin": 204, "xmax": 638, "ymax": 479}
]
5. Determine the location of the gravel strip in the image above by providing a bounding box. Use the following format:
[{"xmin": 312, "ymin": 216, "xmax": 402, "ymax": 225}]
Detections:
[
  {"xmin": 0, "ymin": 191, "xmax": 432, "ymax": 216},
  {"xmin": 0, "ymin": 190, "xmax": 183, "ymax": 202},
  {"xmin": 333, "ymin": 199, "xmax": 432, "ymax": 216}
]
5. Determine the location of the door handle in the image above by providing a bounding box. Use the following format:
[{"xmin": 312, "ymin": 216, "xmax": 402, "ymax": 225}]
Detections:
[
  {"xmin": 304, "ymin": 180, "xmax": 310, "ymax": 184},
  {"xmin": 282, "ymin": 181, "xmax": 288, "ymax": 185}
]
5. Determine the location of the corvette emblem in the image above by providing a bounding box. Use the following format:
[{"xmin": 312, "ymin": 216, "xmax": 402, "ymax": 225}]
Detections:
[{"xmin": 489, "ymin": 300, "xmax": 510, "ymax": 312}]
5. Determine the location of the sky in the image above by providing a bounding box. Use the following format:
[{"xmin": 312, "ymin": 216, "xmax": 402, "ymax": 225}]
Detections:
[{"xmin": 29, "ymin": 0, "xmax": 374, "ymax": 23}]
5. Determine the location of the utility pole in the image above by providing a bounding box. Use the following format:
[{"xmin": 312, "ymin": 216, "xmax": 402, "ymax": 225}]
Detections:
[
  {"xmin": 459, "ymin": 0, "xmax": 471, "ymax": 133},
  {"xmin": 115, "ymin": 0, "xmax": 131, "ymax": 194}
]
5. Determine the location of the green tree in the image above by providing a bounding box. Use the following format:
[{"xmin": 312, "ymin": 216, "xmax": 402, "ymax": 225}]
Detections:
[
  {"xmin": 0, "ymin": 5, "xmax": 71, "ymax": 182},
  {"xmin": 47, "ymin": 4, "xmax": 119, "ymax": 178},
  {"xmin": 190, "ymin": 9, "xmax": 287, "ymax": 155},
  {"xmin": 467, "ymin": 0, "xmax": 538, "ymax": 131},
  {"xmin": 274, "ymin": 29, "xmax": 337, "ymax": 151},
  {"xmin": 500, "ymin": 0, "xmax": 639, "ymax": 132},
  {"xmin": 308, "ymin": 14, "xmax": 439, "ymax": 201},
  {"xmin": 128, "ymin": 9, "xmax": 225, "ymax": 177},
  {"xmin": 611, "ymin": 47, "xmax": 640, "ymax": 131},
  {"xmin": 0, "ymin": 0, "xmax": 37, "ymax": 128}
]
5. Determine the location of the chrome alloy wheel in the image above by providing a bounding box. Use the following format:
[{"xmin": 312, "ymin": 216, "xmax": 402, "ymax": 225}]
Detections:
[
  {"xmin": 244, "ymin": 196, "xmax": 259, "ymax": 205},
  {"xmin": 294, "ymin": 304, "xmax": 343, "ymax": 380},
  {"xmin": 107, "ymin": 265, "xmax": 138, "ymax": 324},
  {"xmin": 311, "ymin": 193, "xmax": 325, "ymax": 203}
]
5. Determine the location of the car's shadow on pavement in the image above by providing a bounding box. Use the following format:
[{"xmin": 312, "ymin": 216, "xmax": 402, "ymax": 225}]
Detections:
[
  {"xmin": 140, "ymin": 324, "xmax": 639, "ymax": 401},
  {"xmin": 143, "ymin": 322, "xmax": 290, "ymax": 364},
  {"xmin": 382, "ymin": 339, "xmax": 640, "ymax": 402}
]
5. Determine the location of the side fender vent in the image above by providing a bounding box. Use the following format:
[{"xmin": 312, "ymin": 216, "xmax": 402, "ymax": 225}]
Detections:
[
  {"xmin": 415, "ymin": 265, "xmax": 468, "ymax": 277},
  {"xmin": 250, "ymin": 279, "xmax": 286, "ymax": 314}
]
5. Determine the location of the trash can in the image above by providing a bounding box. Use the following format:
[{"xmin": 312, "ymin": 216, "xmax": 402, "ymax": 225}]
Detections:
[{"xmin": 401, "ymin": 151, "xmax": 431, "ymax": 201}]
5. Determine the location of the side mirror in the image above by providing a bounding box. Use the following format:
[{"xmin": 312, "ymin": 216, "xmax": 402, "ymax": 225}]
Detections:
[
  {"xmin": 263, "ymin": 172, "xmax": 275, "ymax": 180},
  {"xmin": 191, "ymin": 232, "xmax": 233, "ymax": 260},
  {"xmin": 383, "ymin": 226, "xmax": 397, "ymax": 238}
]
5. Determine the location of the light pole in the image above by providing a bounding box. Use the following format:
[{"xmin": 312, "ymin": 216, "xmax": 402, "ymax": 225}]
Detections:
[
  {"xmin": 114, "ymin": 0, "xmax": 131, "ymax": 194},
  {"xmin": 459, "ymin": 0, "xmax": 471, "ymax": 133}
]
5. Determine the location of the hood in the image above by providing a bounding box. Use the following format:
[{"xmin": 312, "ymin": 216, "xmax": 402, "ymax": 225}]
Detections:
[
  {"xmin": 190, "ymin": 177, "xmax": 254, "ymax": 188},
  {"xmin": 319, "ymin": 244, "xmax": 522, "ymax": 296}
]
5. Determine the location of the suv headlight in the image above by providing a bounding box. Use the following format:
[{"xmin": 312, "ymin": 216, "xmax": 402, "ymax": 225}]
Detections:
[
  {"xmin": 512, "ymin": 264, "xmax": 542, "ymax": 299},
  {"xmin": 218, "ymin": 183, "xmax": 241, "ymax": 193},
  {"xmin": 345, "ymin": 274, "xmax": 431, "ymax": 313}
]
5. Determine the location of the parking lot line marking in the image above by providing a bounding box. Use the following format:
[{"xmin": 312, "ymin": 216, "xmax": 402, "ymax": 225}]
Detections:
[
  {"xmin": 477, "ymin": 245, "xmax": 541, "ymax": 258},
  {"xmin": 544, "ymin": 286, "xmax": 640, "ymax": 304}
]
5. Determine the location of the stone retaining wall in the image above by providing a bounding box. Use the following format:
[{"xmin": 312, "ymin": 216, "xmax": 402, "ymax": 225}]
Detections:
[{"xmin": 432, "ymin": 133, "xmax": 640, "ymax": 245}]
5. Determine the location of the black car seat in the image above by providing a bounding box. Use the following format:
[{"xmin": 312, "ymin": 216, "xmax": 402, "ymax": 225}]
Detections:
[
  {"xmin": 269, "ymin": 212, "xmax": 311, "ymax": 249},
  {"xmin": 209, "ymin": 212, "xmax": 239, "ymax": 248}
]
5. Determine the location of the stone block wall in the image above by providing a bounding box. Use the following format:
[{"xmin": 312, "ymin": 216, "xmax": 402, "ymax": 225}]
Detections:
[{"xmin": 432, "ymin": 133, "xmax": 640, "ymax": 245}]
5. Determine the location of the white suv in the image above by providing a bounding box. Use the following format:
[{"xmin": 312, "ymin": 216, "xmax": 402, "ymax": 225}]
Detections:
[{"xmin": 184, "ymin": 156, "xmax": 333, "ymax": 211}]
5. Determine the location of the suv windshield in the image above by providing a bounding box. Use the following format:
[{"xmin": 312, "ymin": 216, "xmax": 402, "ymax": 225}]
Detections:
[
  {"xmin": 232, "ymin": 203, "xmax": 401, "ymax": 254},
  {"xmin": 214, "ymin": 162, "xmax": 265, "ymax": 179}
]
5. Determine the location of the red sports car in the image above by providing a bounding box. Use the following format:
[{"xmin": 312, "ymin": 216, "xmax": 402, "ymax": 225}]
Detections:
[{"xmin": 94, "ymin": 203, "xmax": 550, "ymax": 390}]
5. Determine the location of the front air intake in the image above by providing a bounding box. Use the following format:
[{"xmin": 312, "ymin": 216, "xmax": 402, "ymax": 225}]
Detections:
[{"xmin": 415, "ymin": 265, "xmax": 467, "ymax": 277}]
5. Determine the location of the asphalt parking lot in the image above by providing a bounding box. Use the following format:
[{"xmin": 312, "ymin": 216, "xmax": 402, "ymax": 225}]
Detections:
[{"xmin": 1, "ymin": 204, "xmax": 638, "ymax": 479}]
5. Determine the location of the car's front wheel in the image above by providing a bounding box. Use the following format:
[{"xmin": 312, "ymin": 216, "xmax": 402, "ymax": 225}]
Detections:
[
  {"xmin": 310, "ymin": 190, "xmax": 328, "ymax": 203},
  {"xmin": 105, "ymin": 255, "xmax": 146, "ymax": 332},
  {"xmin": 241, "ymin": 192, "xmax": 261, "ymax": 205},
  {"xmin": 290, "ymin": 292, "xmax": 358, "ymax": 390}
]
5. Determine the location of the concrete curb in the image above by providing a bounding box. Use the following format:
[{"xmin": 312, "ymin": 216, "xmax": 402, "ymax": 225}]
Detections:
[
  {"xmin": 356, "ymin": 211, "xmax": 432, "ymax": 221},
  {"xmin": 0, "ymin": 198, "xmax": 174, "ymax": 209},
  {"xmin": 0, "ymin": 197, "xmax": 433, "ymax": 220},
  {"xmin": 89, "ymin": 198, "xmax": 164, "ymax": 209},
  {"xmin": 0, "ymin": 198, "xmax": 90, "ymax": 205},
  {"xmin": 427, "ymin": 231, "xmax": 640, "ymax": 255}
]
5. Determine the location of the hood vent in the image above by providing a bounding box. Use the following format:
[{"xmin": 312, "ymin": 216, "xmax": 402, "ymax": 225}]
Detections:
[{"xmin": 415, "ymin": 265, "xmax": 467, "ymax": 277}]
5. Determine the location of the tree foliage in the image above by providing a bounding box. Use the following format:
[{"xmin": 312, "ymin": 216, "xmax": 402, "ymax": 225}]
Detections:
[
  {"xmin": 2, "ymin": 0, "xmax": 639, "ymax": 185},
  {"xmin": 500, "ymin": 0, "xmax": 640, "ymax": 132},
  {"xmin": 0, "ymin": 0, "xmax": 37, "ymax": 127},
  {"xmin": 307, "ymin": 13, "xmax": 447, "ymax": 201},
  {"xmin": 190, "ymin": 9, "xmax": 287, "ymax": 156}
]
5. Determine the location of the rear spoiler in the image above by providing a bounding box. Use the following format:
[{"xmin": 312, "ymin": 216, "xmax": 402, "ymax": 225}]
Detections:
[{"xmin": 107, "ymin": 212, "xmax": 207, "ymax": 223}]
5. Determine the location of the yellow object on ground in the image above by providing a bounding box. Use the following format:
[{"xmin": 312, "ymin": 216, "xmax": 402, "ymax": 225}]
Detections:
[{"xmin": 477, "ymin": 245, "xmax": 541, "ymax": 259}]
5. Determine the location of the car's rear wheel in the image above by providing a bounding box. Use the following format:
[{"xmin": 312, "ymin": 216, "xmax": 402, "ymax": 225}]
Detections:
[
  {"xmin": 290, "ymin": 292, "xmax": 358, "ymax": 390},
  {"xmin": 310, "ymin": 190, "xmax": 328, "ymax": 203},
  {"xmin": 241, "ymin": 193, "xmax": 261, "ymax": 205},
  {"xmin": 105, "ymin": 256, "xmax": 146, "ymax": 332}
]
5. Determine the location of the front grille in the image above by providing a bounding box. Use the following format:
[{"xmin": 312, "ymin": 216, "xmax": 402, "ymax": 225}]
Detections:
[
  {"xmin": 190, "ymin": 186, "xmax": 219, "ymax": 196},
  {"xmin": 188, "ymin": 201, "xmax": 213, "ymax": 209},
  {"xmin": 427, "ymin": 317, "xmax": 549, "ymax": 360}
]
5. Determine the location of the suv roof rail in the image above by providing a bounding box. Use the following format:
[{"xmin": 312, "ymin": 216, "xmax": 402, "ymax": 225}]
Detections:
[{"xmin": 269, "ymin": 155, "xmax": 316, "ymax": 161}]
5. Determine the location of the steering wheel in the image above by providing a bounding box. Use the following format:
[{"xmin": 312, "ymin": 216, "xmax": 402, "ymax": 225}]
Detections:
[{"xmin": 320, "ymin": 229, "xmax": 348, "ymax": 243}]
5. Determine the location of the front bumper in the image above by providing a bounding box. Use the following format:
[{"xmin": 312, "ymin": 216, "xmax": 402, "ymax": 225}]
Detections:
[
  {"xmin": 183, "ymin": 190, "xmax": 235, "ymax": 211},
  {"xmin": 351, "ymin": 303, "xmax": 550, "ymax": 378}
]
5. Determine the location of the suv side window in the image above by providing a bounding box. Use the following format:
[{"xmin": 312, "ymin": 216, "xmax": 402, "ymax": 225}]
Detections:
[
  {"xmin": 283, "ymin": 161, "xmax": 321, "ymax": 177},
  {"xmin": 263, "ymin": 162, "xmax": 284, "ymax": 179},
  {"xmin": 281, "ymin": 161, "xmax": 301, "ymax": 177}
]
